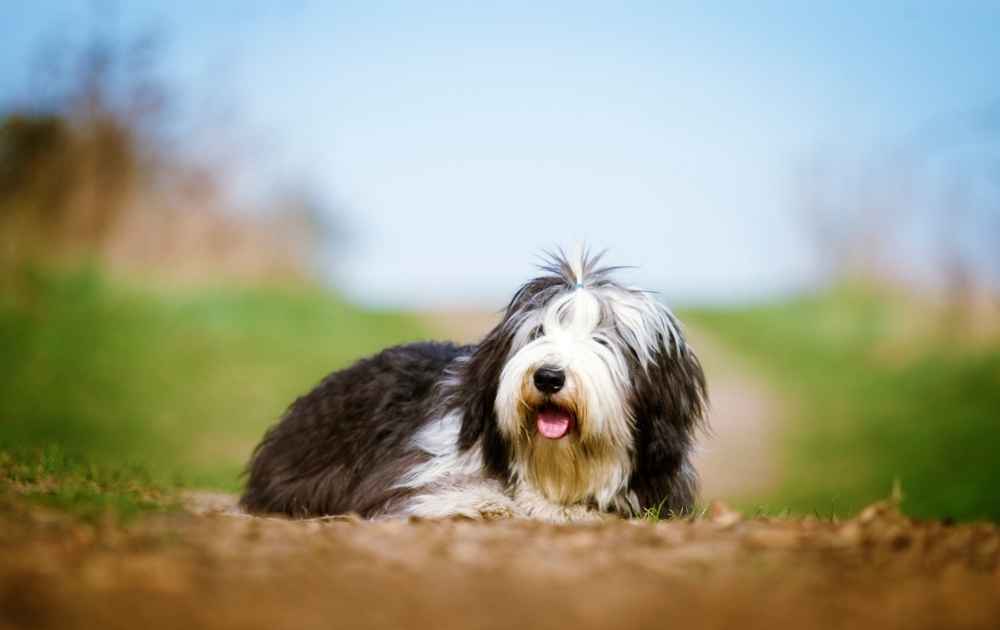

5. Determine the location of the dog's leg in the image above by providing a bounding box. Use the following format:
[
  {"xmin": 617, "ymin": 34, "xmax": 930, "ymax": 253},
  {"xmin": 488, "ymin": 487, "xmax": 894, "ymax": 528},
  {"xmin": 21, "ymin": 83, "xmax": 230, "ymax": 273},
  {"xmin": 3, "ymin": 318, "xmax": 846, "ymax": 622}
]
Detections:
[
  {"xmin": 405, "ymin": 480, "xmax": 517, "ymax": 520},
  {"xmin": 512, "ymin": 485, "xmax": 614, "ymax": 523}
]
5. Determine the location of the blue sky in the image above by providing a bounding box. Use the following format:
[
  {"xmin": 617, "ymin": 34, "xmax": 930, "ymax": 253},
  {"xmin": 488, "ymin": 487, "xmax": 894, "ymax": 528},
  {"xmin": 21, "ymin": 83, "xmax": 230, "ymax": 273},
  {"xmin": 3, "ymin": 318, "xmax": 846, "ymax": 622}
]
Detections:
[{"xmin": 3, "ymin": 2, "xmax": 999, "ymax": 306}]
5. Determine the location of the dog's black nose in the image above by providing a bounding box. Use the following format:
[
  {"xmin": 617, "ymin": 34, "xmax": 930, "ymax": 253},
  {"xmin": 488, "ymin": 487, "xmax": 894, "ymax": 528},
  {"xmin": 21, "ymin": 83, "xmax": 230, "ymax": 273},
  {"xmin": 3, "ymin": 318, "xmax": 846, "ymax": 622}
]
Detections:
[{"xmin": 533, "ymin": 366, "xmax": 565, "ymax": 394}]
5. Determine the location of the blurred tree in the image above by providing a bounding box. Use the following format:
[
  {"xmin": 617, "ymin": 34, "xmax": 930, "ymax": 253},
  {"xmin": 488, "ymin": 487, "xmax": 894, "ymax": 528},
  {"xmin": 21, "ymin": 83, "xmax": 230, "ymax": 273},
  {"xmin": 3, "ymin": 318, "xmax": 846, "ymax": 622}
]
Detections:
[
  {"xmin": 0, "ymin": 115, "xmax": 74, "ymax": 258},
  {"xmin": 794, "ymin": 148, "xmax": 912, "ymax": 283},
  {"xmin": 795, "ymin": 101, "xmax": 1000, "ymax": 323},
  {"xmin": 265, "ymin": 184, "xmax": 352, "ymax": 277},
  {"xmin": 0, "ymin": 14, "xmax": 342, "ymax": 286},
  {"xmin": 0, "ymin": 20, "xmax": 163, "ymax": 269}
]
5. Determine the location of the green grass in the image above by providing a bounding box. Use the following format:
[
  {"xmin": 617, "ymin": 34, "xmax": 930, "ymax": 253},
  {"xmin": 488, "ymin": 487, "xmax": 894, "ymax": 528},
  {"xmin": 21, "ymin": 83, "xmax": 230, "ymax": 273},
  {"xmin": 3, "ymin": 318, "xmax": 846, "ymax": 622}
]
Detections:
[
  {"xmin": 0, "ymin": 446, "xmax": 174, "ymax": 523},
  {"xmin": 0, "ymin": 266, "xmax": 430, "ymax": 517},
  {"xmin": 641, "ymin": 500, "xmax": 709, "ymax": 523},
  {"xmin": 685, "ymin": 284, "xmax": 1000, "ymax": 522}
]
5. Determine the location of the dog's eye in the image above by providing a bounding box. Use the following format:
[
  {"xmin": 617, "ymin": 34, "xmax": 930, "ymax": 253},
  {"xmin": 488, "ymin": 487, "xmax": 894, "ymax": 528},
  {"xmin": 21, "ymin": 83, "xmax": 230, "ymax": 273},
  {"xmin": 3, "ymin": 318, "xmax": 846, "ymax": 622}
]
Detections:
[
  {"xmin": 594, "ymin": 336, "xmax": 611, "ymax": 348},
  {"xmin": 529, "ymin": 326, "xmax": 544, "ymax": 341}
]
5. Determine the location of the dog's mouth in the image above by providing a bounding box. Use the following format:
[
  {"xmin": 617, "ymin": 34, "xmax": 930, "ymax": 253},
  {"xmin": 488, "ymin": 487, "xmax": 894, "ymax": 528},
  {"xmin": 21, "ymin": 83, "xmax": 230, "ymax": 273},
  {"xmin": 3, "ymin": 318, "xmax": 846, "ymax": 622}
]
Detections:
[{"xmin": 535, "ymin": 404, "xmax": 576, "ymax": 440}]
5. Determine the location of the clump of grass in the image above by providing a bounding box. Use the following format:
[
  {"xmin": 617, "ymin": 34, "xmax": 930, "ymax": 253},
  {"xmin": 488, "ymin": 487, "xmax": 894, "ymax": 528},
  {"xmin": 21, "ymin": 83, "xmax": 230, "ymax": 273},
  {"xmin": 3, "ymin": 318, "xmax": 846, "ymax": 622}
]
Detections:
[
  {"xmin": 641, "ymin": 499, "xmax": 669, "ymax": 522},
  {"xmin": 641, "ymin": 499, "xmax": 709, "ymax": 523}
]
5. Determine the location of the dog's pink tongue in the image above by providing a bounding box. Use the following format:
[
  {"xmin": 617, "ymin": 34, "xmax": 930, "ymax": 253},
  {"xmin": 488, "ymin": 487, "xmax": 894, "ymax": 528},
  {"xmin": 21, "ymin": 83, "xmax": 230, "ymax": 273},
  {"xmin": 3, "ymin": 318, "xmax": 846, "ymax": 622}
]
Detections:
[{"xmin": 537, "ymin": 408, "xmax": 573, "ymax": 439}]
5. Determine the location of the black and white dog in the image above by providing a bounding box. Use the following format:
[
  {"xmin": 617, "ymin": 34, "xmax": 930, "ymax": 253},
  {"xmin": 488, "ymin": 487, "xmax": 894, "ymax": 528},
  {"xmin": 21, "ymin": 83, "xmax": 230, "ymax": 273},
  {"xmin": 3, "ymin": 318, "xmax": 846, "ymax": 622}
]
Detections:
[{"xmin": 241, "ymin": 250, "xmax": 707, "ymax": 522}]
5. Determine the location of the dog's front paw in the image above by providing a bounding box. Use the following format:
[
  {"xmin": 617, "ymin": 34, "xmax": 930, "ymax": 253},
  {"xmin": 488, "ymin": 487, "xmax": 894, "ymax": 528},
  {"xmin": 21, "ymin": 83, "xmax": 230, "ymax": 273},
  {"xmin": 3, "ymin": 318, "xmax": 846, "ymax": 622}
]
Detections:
[{"xmin": 477, "ymin": 502, "xmax": 516, "ymax": 520}]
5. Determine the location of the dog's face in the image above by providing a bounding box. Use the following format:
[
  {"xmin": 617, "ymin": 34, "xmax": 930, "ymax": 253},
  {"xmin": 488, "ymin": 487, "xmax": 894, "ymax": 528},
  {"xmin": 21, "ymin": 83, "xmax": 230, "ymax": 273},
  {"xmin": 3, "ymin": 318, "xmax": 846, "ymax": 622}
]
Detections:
[{"xmin": 457, "ymin": 251, "xmax": 706, "ymax": 513}]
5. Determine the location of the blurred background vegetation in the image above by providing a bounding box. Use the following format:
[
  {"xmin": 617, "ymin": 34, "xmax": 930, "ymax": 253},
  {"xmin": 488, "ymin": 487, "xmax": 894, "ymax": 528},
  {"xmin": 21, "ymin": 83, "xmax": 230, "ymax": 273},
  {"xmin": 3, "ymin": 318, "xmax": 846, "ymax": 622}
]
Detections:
[
  {"xmin": 1, "ymin": 7, "xmax": 998, "ymax": 522},
  {"xmin": 0, "ymin": 23, "xmax": 429, "ymax": 518}
]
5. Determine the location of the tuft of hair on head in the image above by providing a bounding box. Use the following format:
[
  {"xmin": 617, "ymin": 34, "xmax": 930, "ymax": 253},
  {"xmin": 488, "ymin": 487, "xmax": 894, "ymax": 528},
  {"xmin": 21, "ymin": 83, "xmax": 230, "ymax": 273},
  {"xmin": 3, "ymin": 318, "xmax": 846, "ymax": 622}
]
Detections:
[
  {"xmin": 536, "ymin": 245, "xmax": 633, "ymax": 291},
  {"xmin": 530, "ymin": 244, "xmax": 689, "ymax": 360}
]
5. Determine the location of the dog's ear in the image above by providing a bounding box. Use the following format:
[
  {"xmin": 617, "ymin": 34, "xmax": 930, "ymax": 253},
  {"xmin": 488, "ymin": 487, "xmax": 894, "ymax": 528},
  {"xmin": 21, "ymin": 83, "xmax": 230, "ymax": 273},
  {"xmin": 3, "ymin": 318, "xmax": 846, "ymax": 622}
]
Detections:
[
  {"xmin": 628, "ymin": 328, "xmax": 708, "ymax": 514},
  {"xmin": 454, "ymin": 317, "xmax": 516, "ymax": 479},
  {"xmin": 453, "ymin": 276, "xmax": 561, "ymax": 479}
]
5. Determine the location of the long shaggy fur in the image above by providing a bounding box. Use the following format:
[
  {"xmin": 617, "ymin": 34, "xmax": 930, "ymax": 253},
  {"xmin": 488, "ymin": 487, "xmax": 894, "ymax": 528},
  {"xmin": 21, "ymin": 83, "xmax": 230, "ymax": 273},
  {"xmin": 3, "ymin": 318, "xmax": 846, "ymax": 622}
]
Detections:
[{"xmin": 241, "ymin": 249, "xmax": 708, "ymax": 521}]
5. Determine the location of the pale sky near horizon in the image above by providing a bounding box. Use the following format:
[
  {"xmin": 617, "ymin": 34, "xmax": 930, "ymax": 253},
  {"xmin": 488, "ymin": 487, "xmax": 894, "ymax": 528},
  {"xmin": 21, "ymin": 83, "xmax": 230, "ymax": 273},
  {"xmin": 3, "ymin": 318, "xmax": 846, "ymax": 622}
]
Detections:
[{"xmin": 3, "ymin": 2, "xmax": 999, "ymax": 307}]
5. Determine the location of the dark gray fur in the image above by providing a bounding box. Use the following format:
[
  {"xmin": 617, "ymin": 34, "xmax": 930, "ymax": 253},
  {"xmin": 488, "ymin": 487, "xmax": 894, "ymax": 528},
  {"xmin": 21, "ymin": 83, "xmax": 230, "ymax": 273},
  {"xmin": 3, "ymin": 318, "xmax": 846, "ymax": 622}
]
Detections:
[{"xmin": 240, "ymin": 342, "xmax": 469, "ymax": 517}]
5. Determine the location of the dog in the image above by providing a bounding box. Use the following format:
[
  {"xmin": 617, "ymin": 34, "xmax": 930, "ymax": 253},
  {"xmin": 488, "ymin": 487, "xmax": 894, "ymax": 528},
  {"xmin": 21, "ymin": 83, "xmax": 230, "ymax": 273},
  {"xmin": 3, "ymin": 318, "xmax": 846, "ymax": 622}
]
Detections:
[{"xmin": 240, "ymin": 249, "xmax": 707, "ymax": 522}]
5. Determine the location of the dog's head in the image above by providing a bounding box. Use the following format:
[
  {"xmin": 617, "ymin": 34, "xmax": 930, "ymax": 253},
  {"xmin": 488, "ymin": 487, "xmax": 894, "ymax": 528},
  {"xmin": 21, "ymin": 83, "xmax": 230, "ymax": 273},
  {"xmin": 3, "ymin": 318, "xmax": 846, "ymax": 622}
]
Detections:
[{"xmin": 456, "ymin": 249, "xmax": 707, "ymax": 513}]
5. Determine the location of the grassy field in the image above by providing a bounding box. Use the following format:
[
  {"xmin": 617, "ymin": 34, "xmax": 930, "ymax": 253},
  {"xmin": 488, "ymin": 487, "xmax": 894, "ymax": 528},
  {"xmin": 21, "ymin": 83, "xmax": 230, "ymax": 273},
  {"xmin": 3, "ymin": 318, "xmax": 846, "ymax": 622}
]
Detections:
[
  {"xmin": 0, "ymin": 267, "xmax": 429, "ymax": 517},
  {"xmin": 686, "ymin": 285, "xmax": 1000, "ymax": 522}
]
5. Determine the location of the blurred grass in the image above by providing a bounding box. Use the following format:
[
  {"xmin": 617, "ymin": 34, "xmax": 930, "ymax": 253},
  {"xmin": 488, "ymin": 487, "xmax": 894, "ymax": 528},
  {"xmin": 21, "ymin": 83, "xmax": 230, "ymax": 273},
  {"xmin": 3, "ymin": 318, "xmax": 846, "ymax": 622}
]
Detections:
[
  {"xmin": 0, "ymin": 267, "xmax": 430, "ymax": 514},
  {"xmin": 685, "ymin": 284, "xmax": 1000, "ymax": 522},
  {"xmin": 0, "ymin": 446, "xmax": 174, "ymax": 523}
]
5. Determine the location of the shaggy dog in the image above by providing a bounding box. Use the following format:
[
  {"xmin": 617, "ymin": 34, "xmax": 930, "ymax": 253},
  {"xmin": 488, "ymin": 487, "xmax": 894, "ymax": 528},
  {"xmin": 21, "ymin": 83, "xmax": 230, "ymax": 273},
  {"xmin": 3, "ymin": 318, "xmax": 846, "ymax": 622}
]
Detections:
[{"xmin": 240, "ymin": 250, "xmax": 707, "ymax": 522}]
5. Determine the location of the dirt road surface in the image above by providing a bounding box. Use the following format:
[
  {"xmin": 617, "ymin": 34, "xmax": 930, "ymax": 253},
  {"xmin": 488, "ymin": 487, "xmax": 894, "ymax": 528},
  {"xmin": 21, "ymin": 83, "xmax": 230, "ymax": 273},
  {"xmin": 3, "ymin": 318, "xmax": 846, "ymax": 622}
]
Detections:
[{"xmin": 1, "ymin": 494, "xmax": 998, "ymax": 630}]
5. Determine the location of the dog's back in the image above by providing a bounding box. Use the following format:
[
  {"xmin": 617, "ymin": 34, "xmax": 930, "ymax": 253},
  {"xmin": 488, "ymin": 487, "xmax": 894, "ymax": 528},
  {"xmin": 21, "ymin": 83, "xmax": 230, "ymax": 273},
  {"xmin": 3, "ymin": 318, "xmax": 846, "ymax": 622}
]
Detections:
[{"xmin": 240, "ymin": 341, "xmax": 467, "ymax": 518}]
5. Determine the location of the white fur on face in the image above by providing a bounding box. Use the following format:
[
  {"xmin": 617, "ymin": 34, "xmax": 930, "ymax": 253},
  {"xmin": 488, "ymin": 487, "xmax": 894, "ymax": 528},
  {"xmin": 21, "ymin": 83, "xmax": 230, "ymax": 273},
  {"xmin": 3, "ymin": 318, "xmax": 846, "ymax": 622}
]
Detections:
[{"xmin": 493, "ymin": 262, "xmax": 684, "ymax": 510}]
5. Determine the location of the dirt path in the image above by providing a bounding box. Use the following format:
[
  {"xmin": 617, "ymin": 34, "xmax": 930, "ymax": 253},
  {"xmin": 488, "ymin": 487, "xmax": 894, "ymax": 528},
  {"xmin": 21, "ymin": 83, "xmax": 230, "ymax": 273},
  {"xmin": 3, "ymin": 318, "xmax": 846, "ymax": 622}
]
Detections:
[
  {"xmin": 419, "ymin": 312, "xmax": 787, "ymax": 504},
  {"xmin": 685, "ymin": 326, "xmax": 784, "ymax": 503},
  {"xmin": 2, "ymin": 494, "xmax": 998, "ymax": 630}
]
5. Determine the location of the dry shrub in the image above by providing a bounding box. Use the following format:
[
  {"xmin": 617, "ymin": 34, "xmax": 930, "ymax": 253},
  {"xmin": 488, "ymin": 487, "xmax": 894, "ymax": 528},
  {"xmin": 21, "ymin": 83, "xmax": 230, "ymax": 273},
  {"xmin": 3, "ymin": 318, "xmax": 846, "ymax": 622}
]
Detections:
[{"xmin": 0, "ymin": 23, "xmax": 327, "ymax": 285}]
